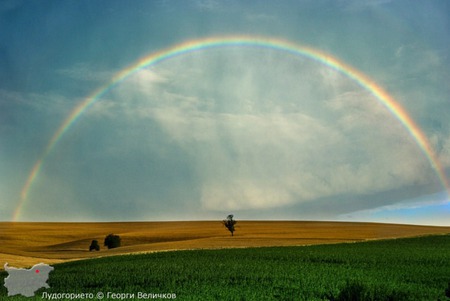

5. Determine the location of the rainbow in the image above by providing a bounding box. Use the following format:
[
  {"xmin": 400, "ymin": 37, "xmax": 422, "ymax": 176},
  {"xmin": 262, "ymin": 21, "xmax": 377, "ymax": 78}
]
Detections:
[{"xmin": 13, "ymin": 35, "xmax": 450, "ymax": 221}]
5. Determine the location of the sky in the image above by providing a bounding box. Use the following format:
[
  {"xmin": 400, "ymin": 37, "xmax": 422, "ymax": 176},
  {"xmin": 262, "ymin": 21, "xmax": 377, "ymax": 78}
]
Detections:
[{"xmin": 1, "ymin": 0, "xmax": 449, "ymax": 224}]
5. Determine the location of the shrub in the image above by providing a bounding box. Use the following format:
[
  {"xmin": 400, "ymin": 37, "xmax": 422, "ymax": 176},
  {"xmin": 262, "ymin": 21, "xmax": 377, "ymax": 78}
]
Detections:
[
  {"xmin": 104, "ymin": 234, "xmax": 121, "ymax": 249},
  {"xmin": 89, "ymin": 240, "xmax": 100, "ymax": 251}
]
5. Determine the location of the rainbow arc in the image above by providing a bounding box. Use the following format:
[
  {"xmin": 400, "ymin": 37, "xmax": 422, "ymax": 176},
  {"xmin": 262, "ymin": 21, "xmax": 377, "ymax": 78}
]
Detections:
[{"xmin": 13, "ymin": 36, "xmax": 449, "ymax": 221}]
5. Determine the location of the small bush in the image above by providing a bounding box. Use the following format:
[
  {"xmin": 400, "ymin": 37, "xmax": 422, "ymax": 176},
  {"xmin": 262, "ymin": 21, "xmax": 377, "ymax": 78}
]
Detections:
[
  {"xmin": 89, "ymin": 240, "xmax": 100, "ymax": 251},
  {"xmin": 104, "ymin": 234, "xmax": 121, "ymax": 249}
]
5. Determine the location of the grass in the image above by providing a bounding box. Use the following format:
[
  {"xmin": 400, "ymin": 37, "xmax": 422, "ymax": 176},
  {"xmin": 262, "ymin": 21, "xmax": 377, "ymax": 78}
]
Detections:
[{"xmin": 1, "ymin": 234, "xmax": 450, "ymax": 300}]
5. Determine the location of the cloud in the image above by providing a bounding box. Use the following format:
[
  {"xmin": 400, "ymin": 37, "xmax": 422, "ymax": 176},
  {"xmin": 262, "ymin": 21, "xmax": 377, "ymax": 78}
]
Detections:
[
  {"xmin": 148, "ymin": 110, "xmax": 346, "ymax": 210},
  {"xmin": 126, "ymin": 68, "xmax": 169, "ymax": 86},
  {"xmin": 0, "ymin": 89, "xmax": 79, "ymax": 130},
  {"xmin": 431, "ymin": 133, "xmax": 450, "ymax": 169},
  {"xmin": 87, "ymin": 49, "xmax": 438, "ymax": 213},
  {"xmin": 19, "ymin": 47, "xmax": 444, "ymax": 221}
]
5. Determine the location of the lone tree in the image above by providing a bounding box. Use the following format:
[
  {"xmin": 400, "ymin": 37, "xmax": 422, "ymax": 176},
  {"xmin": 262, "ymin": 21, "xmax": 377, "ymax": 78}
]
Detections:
[
  {"xmin": 104, "ymin": 234, "xmax": 121, "ymax": 249},
  {"xmin": 89, "ymin": 239, "xmax": 100, "ymax": 251},
  {"xmin": 222, "ymin": 214, "xmax": 237, "ymax": 236}
]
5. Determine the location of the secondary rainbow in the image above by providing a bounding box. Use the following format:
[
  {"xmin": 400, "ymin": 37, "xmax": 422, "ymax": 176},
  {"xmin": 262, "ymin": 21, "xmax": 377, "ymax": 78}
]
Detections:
[{"xmin": 13, "ymin": 35, "xmax": 450, "ymax": 221}]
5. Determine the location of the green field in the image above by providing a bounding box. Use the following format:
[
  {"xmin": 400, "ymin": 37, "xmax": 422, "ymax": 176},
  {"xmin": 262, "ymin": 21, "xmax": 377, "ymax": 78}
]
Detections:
[{"xmin": 2, "ymin": 235, "xmax": 450, "ymax": 300}]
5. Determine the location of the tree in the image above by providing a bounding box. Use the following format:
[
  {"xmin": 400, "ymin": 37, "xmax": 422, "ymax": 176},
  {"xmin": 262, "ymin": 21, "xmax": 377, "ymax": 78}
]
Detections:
[
  {"xmin": 104, "ymin": 234, "xmax": 121, "ymax": 249},
  {"xmin": 89, "ymin": 240, "xmax": 100, "ymax": 251},
  {"xmin": 222, "ymin": 214, "xmax": 237, "ymax": 236}
]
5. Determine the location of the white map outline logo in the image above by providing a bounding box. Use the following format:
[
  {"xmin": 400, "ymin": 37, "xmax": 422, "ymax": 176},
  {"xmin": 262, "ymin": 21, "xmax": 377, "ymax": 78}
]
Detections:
[{"xmin": 4, "ymin": 262, "xmax": 53, "ymax": 297}]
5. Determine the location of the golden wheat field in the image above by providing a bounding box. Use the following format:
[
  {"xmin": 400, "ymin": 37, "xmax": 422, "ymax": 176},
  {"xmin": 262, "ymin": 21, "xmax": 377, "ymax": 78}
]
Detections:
[{"xmin": 1, "ymin": 221, "xmax": 450, "ymax": 269}]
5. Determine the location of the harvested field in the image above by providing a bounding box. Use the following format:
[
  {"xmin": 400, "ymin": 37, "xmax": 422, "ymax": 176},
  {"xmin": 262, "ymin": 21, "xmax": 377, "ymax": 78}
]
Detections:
[{"xmin": 1, "ymin": 221, "xmax": 449, "ymax": 268}]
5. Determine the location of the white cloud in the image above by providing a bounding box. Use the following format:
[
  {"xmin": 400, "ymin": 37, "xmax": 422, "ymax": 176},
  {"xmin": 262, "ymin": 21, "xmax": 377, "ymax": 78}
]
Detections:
[
  {"xmin": 0, "ymin": 89, "xmax": 79, "ymax": 119},
  {"xmin": 125, "ymin": 68, "xmax": 169, "ymax": 87},
  {"xmin": 430, "ymin": 133, "xmax": 450, "ymax": 169},
  {"xmin": 49, "ymin": 48, "xmax": 442, "ymax": 214},
  {"xmin": 136, "ymin": 93, "xmax": 433, "ymax": 211}
]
